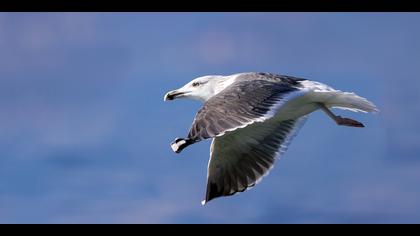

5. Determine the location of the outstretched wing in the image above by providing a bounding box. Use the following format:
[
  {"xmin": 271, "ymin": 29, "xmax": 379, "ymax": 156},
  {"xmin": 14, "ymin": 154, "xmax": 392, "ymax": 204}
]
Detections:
[
  {"xmin": 202, "ymin": 116, "xmax": 308, "ymax": 205},
  {"xmin": 187, "ymin": 79, "xmax": 303, "ymax": 142}
]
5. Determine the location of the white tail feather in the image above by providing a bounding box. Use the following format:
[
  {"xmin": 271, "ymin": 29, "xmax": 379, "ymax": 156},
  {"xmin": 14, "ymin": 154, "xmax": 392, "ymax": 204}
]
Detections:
[
  {"xmin": 301, "ymin": 80, "xmax": 379, "ymax": 113},
  {"xmin": 324, "ymin": 91, "xmax": 379, "ymax": 113}
]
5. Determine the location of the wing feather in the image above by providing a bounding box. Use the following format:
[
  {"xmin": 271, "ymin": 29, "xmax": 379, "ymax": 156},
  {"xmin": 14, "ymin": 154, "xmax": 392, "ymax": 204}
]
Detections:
[
  {"xmin": 188, "ymin": 79, "xmax": 303, "ymax": 142},
  {"xmin": 202, "ymin": 116, "xmax": 308, "ymax": 205}
]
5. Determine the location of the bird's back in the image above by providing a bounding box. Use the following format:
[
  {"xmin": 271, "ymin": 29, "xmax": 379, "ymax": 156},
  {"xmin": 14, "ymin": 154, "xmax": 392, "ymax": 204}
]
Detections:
[{"xmin": 235, "ymin": 72, "xmax": 307, "ymax": 87}]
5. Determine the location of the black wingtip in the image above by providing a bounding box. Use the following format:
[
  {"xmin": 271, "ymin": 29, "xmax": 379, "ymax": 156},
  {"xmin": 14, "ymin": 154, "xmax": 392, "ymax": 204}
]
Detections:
[
  {"xmin": 203, "ymin": 181, "xmax": 223, "ymax": 205},
  {"xmin": 170, "ymin": 138, "xmax": 195, "ymax": 153},
  {"xmin": 170, "ymin": 138, "xmax": 185, "ymax": 153}
]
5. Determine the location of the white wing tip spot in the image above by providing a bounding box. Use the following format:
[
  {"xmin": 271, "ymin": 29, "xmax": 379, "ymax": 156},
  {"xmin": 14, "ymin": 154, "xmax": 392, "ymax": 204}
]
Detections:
[{"xmin": 171, "ymin": 139, "xmax": 186, "ymax": 153}]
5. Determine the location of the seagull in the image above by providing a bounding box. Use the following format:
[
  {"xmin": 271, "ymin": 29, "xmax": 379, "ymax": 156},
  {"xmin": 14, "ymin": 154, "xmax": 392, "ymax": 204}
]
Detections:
[{"xmin": 164, "ymin": 72, "xmax": 378, "ymax": 205}]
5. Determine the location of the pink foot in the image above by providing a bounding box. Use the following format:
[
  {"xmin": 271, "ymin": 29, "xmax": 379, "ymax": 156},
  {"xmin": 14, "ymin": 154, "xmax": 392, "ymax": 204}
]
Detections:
[{"xmin": 336, "ymin": 116, "xmax": 365, "ymax": 128}]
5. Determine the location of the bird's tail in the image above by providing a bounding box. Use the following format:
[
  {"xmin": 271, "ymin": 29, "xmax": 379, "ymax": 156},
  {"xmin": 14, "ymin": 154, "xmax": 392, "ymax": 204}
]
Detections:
[
  {"xmin": 321, "ymin": 91, "xmax": 379, "ymax": 113},
  {"xmin": 301, "ymin": 80, "xmax": 379, "ymax": 113}
]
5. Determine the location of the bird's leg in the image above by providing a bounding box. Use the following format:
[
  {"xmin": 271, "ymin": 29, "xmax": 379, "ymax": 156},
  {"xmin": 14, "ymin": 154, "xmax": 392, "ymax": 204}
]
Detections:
[
  {"xmin": 318, "ymin": 103, "xmax": 365, "ymax": 128},
  {"xmin": 171, "ymin": 137, "xmax": 195, "ymax": 153}
]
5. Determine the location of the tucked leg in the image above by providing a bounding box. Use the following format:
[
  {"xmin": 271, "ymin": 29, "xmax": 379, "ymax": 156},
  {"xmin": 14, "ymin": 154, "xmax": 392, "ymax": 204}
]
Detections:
[{"xmin": 318, "ymin": 103, "xmax": 365, "ymax": 128}]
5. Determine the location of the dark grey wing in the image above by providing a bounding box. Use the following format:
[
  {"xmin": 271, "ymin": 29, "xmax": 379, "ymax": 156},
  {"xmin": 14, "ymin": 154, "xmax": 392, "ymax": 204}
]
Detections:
[
  {"xmin": 202, "ymin": 116, "xmax": 308, "ymax": 205},
  {"xmin": 239, "ymin": 72, "xmax": 307, "ymax": 84},
  {"xmin": 187, "ymin": 79, "xmax": 302, "ymax": 142}
]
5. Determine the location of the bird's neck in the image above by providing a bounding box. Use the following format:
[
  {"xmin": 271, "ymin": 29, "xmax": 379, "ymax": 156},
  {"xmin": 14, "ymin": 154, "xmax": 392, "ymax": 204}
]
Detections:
[
  {"xmin": 213, "ymin": 75, "xmax": 237, "ymax": 96},
  {"xmin": 194, "ymin": 75, "xmax": 238, "ymax": 103}
]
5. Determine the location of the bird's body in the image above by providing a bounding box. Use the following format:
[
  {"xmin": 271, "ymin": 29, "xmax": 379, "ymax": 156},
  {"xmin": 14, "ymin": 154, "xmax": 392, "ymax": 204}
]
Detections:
[{"xmin": 164, "ymin": 72, "xmax": 378, "ymax": 205}]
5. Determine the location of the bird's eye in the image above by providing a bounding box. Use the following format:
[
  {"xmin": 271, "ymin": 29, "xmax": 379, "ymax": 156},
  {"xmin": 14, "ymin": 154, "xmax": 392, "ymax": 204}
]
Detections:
[{"xmin": 192, "ymin": 82, "xmax": 200, "ymax": 87}]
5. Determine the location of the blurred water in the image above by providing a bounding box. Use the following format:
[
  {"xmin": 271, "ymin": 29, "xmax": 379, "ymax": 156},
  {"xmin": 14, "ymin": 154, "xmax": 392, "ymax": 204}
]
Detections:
[{"xmin": 0, "ymin": 13, "xmax": 419, "ymax": 223}]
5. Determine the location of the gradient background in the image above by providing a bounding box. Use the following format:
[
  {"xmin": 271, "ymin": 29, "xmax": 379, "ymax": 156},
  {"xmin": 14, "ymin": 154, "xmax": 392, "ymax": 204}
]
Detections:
[{"xmin": 0, "ymin": 13, "xmax": 419, "ymax": 224}]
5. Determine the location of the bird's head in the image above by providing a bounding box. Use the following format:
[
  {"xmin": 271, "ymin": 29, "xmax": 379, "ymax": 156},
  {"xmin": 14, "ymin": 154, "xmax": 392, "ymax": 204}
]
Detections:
[{"xmin": 164, "ymin": 75, "xmax": 230, "ymax": 102}]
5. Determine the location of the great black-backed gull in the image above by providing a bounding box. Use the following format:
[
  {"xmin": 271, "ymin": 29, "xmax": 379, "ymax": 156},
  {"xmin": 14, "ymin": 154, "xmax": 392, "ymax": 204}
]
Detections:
[{"xmin": 164, "ymin": 72, "xmax": 378, "ymax": 205}]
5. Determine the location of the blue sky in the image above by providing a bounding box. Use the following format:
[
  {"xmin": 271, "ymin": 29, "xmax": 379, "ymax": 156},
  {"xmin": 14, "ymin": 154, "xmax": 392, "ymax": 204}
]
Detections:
[{"xmin": 0, "ymin": 13, "xmax": 420, "ymax": 223}]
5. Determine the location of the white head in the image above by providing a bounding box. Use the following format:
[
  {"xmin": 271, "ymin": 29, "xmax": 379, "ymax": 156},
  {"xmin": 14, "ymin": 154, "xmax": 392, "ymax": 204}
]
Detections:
[{"xmin": 164, "ymin": 75, "xmax": 235, "ymax": 103}]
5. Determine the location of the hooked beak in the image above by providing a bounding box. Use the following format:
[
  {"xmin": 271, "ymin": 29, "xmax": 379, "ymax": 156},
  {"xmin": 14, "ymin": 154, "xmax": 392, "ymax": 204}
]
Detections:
[{"xmin": 164, "ymin": 90, "xmax": 188, "ymax": 101}]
